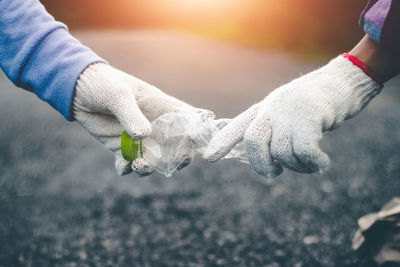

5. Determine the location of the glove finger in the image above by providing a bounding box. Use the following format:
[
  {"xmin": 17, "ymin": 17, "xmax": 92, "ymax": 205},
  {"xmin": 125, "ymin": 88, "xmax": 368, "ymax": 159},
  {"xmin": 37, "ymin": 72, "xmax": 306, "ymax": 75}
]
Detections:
[
  {"xmin": 244, "ymin": 110, "xmax": 282, "ymax": 178},
  {"xmin": 270, "ymin": 124, "xmax": 313, "ymax": 173},
  {"xmin": 114, "ymin": 150, "xmax": 133, "ymax": 176},
  {"xmin": 204, "ymin": 104, "xmax": 259, "ymax": 162},
  {"xmin": 136, "ymin": 85, "xmax": 195, "ymax": 121},
  {"xmin": 115, "ymin": 146, "xmax": 155, "ymax": 177},
  {"xmin": 114, "ymin": 135, "xmax": 154, "ymax": 177},
  {"xmin": 108, "ymin": 88, "xmax": 152, "ymax": 139},
  {"xmin": 131, "ymin": 158, "xmax": 155, "ymax": 177},
  {"xmin": 292, "ymin": 123, "xmax": 330, "ymax": 174},
  {"xmin": 115, "ymin": 150, "xmax": 155, "ymax": 177}
]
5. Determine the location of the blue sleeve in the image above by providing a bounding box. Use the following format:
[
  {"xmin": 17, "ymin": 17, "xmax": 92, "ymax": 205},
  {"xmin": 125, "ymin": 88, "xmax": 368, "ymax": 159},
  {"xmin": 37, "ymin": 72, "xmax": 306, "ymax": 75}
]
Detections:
[{"xmin": 0, "ymin": 0, "xmax": 106, "ymax": 120}]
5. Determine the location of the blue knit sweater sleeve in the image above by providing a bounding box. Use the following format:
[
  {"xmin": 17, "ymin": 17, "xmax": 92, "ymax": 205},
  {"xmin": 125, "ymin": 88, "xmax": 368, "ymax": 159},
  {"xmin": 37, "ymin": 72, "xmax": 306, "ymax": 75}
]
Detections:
[{"xmin": 0, "ymin": 0, "xmax": 106, "ymax": 120}]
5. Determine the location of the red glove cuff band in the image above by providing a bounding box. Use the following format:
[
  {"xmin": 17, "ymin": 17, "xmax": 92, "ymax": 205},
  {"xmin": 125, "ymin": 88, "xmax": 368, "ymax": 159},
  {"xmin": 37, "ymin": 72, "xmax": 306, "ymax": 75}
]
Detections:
[{"xmin": 342, "ymin": 53, "xmax": 383, "ymax": 87}]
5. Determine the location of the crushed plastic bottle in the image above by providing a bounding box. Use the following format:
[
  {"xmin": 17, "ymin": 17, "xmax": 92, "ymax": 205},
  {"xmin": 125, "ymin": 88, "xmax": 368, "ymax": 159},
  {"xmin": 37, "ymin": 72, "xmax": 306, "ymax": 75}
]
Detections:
[{"xmin": 121, "ymin": 109, "xmax": 248, "ymax": 177}]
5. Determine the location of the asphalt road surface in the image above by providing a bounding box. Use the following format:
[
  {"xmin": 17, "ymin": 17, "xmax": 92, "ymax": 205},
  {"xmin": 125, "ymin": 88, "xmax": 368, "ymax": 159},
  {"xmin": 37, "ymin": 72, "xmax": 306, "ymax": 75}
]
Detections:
[{"xmin": 1, "ymin": 31, "xmax": 400, "ymax": 267}]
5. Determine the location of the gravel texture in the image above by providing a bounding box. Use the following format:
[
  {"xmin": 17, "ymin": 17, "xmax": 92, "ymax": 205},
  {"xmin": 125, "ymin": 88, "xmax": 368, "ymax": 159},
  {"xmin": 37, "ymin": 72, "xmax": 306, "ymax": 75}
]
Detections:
[{"xmin": 0, "ymin": 31, "xmax": 400, "ymax": 267}]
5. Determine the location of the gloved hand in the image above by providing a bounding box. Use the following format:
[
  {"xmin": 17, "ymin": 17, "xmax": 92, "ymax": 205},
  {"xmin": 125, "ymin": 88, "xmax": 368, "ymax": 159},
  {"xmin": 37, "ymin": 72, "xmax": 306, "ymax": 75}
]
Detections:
[
  {"xmin": 205, "ymin": 54, "xmax": 382, "ymax": 178},
  {"xmin": 73, "ymin": 63, "xmax": 200, "ymax": 176}
]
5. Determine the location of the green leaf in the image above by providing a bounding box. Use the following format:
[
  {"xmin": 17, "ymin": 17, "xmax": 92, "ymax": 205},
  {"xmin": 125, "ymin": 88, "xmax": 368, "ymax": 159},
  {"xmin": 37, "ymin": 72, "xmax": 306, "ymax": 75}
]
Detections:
[
  {"xmin": 121, "ymin": 131, "xmax": 143, "ymax": 162},
  {"xmin": 121, "ymin": 131, "xmax": 134, "ymax": 161}
]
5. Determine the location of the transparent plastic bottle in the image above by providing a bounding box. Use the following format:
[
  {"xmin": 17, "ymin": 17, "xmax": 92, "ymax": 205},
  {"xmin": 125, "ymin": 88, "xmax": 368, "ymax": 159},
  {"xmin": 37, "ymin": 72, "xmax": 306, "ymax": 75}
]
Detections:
[{"xmin": 121, "ymin": 109, "xmax": 248, "ymax": 177}]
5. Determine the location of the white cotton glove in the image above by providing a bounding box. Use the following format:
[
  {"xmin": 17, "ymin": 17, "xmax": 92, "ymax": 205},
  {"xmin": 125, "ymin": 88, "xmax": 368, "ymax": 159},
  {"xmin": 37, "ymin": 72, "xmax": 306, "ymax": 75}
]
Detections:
[
  {"xmin": 72, "ymin": 63, "xmax": 199, "ymax": 176},
  {"xmin": 205, "ymin": 55, "xmax": 382, "ymax": 178}
]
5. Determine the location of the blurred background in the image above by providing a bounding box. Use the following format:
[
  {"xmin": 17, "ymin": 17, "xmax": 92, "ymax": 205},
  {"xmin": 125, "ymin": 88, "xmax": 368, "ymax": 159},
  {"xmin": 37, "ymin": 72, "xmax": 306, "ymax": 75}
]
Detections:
[
  {"xmin": 1, "ymin": 0, "xmax": 400, "ymax": 266},
  {"xmin": 42, "ymin": 0, "xmax": 366, "ymax": 57}
]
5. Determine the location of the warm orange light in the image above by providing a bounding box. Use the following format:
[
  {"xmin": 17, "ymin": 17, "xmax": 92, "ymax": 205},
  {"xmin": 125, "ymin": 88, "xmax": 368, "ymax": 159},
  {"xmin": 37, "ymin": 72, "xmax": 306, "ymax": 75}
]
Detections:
[
  {"xmin": 168, "ymin": 0, "xmax": 236, "ymax": 9},
  {"xmin": 150, "ymin": 0, "xmax": 246, "ymax": 17}
]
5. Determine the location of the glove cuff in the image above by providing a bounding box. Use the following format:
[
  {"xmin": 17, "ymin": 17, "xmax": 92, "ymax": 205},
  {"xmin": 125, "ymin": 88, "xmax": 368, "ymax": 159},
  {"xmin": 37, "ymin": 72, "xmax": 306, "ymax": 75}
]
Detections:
[{"xmin": 342, "ymin": 53, "xmax": 383, "ymax": 88}]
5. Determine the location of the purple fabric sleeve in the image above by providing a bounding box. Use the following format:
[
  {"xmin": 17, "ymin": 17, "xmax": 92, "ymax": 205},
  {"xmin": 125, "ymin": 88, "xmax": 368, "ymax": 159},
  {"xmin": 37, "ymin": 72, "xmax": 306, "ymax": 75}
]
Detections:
[{"xmin": 360, "ymin": 0, "xmax": 399, "ymax": 46}]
